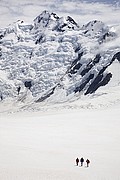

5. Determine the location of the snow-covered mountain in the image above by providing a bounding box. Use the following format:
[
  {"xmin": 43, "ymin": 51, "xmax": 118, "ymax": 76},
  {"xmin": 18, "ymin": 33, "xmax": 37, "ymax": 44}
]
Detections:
[{"xmin": 0, "ymin": 10, "xmax": 120, "ymax": 103}]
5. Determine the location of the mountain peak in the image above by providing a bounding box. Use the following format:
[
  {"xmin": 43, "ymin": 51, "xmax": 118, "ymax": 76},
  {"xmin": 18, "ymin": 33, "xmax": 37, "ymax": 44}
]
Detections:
[
  {"xmin": 82, "ymin": 20, "xmax": 108, "ymax": 37},
  {"xmin": 33, "ymin": 10, "xmax": 51, "ymax": 28}
]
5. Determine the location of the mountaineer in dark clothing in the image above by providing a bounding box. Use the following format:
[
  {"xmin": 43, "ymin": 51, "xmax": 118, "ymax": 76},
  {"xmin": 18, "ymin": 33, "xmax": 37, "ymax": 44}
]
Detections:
[
  {"xmin": 76, "ymin": 158, "xmax": 79, "ymax": 166},
  {"xmin": 80, "ymin": 157, "xmax": 84, "ymax": 166},
  {"xmin": 86, "ymin": 159, "xmax": 90, "ymax": 167}
]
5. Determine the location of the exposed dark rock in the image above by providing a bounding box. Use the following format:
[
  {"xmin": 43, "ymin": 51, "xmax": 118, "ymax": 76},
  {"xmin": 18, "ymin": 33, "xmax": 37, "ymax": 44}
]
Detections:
[
  {"xmin": 84, "ymin": 30, "xmax": 89, "ymax": 34},
  {"xmin": 69, "ymin": 63, "xmax": 82, "ymax": 74},
  {"xmin": 100, "ymin": 73, "xmax": 112, "ymax": 86},
  {"xmin": 84, "ymin": 55, "xmax": 114, "ymax": 95},
  {"xmin": 85, "ymin": 73, "xmax": 103, "ymax": 95},
  {"xmin": 112, "ymin": 52, "xmax": 120, "ymax": 62},
  {"xmin": 17, "ymin": 86, "xmax": 21, "ymax": 95},
  {"xmin": 56, "ymin": 28, "xmax": 65, "ymax": 32},
  {"xmin": 36, "ymin": 87, "xmax": 56, "ymax": 102},
  {"xmin": 85, "ymin": 73, "xmax": 112, "ymax": 94},
  {"xmin": 0, "ymin": 48, "xmax": 2, "ymax": 57},
  {"xmin": 81, "ymin": 54, "xmax": 101, "ymax": 76},
  {"xmin": 51, "ymin": 13, "xmax": 59, "ymax": 20},
  {"xmin": 0, "ymin": 34, "xmax": 4, "ymax": 39},
  {"xmin": 69, "ymin": 52, "xmax": 83, "ymax": 74},
  {"xmin": 93, "ymin": 54, "xmax": 101, "ymax": 64},
  {"xmin": 80, "ymin": 62, "xmax": 92, "ymax": 77},
  {"xmin": 94, "ymin": 20, "xmax": 97, "ymax": 23},
  {"xmin": 74, "ymin": 74, "xmax": 94, "ymax": 93},
  {"xmin": 56, "ymin": 23, "xmax": 68, "ymax": 32},
  {"xmin": 66, "ymin": 16, "xmax": 79, "ymax": 27},
  {"xmin": 24, "ymin": 81, "xmax": 32, "ymax": 89},
  {"xmin": 75, "ymin": 46, "xmax": 81, "ymax": 53},
  {"xmin": 35, "ymin": 35, "xmax": 44, "ymax": 44}
]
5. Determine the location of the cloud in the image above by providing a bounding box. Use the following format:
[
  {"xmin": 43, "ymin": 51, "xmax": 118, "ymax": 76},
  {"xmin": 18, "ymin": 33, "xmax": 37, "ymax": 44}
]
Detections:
[{"xmin": 0, "ymin": 0, "xmax": 120, "ymax": 28}]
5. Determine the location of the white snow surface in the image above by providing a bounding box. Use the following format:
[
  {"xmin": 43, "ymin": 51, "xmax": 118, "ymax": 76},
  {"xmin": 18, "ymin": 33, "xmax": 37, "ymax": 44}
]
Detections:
[
  {"xmin": 0, "ymin": 100, "xmax": 120, "ymax": 180},
  {"xmin": 0, "ymin": 81, "xmax": 120, "ymax": 180},
  {"xmin": 0, "ymin": 1, "xmax": 120, "ymax": 180}
]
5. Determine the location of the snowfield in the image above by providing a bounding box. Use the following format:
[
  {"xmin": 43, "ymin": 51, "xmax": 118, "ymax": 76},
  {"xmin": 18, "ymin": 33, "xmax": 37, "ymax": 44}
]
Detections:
[
  {"xmin": 0, "ymin": 104, "xmax": 120, "ymax": 180},
  {"xmin": 0, "ymin": 84, "xmax": 120, "ymax": 180}
]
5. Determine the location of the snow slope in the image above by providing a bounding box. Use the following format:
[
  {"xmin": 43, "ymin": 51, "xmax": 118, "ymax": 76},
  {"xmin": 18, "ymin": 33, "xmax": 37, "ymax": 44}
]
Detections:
[{"xmin": 0, "ymin": 105, "xmax": 120, "ymax": 180}]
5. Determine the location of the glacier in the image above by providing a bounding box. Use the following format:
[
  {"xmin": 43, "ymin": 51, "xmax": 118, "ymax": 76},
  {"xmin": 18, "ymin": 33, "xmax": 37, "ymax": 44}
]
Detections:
[{"xmin": 0, "ymin": 10, "xmax": 120, "ymax": 103}]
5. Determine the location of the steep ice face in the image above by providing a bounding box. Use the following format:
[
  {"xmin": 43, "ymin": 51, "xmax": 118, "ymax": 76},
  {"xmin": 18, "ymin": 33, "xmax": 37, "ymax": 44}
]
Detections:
[
  {"xmin": 0, "ymin": 10, "xmax": 120, "ymax": 103},
  {"xmin": 81, "ymin": 20, "xmax": 117, "ymax": 43},
  {"xmin": 33, "ymin": 10, "xmax": 51, "ymax": 30},
  {"xmin": 81, "ymin": 20, "xmax": 109, "ymax": 37}
]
